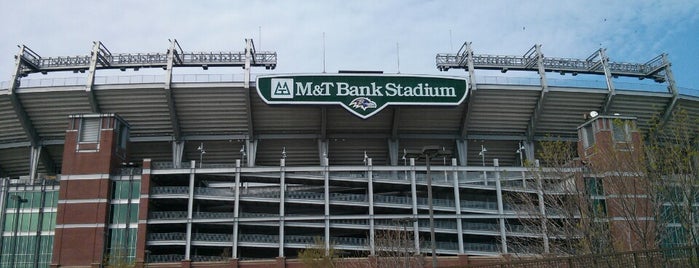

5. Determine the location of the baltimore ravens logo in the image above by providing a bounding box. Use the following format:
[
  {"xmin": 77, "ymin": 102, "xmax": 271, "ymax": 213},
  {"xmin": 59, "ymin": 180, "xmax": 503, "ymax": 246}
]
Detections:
[{"xmin": 349, "ymin": 97, "xmax": 377, "ymax": 111}]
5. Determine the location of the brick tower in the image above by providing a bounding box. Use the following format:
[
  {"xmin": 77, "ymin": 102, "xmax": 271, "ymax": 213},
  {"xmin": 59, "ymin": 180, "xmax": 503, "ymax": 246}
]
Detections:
[{"xmin": 51, "ymin": 114, "xmax": 130, "ymax": 267}]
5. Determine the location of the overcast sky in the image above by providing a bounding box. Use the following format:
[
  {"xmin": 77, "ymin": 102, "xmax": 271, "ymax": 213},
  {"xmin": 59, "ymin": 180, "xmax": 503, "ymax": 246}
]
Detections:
[{"xmin": 2, "ymin": 0, "xmax": 698, "ymax": 91}]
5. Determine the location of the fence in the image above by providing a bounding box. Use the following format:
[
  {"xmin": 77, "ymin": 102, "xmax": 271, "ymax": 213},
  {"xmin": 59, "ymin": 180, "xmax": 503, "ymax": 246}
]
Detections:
[{"xmin": 462, "ymin": 246, "xmax": 699, "ymax": 268}]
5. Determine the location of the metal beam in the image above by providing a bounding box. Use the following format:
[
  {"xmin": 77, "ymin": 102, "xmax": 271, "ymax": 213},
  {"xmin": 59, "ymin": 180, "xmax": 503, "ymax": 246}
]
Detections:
[
  {"xmin": 244, "ymin": 39, "xmax": 255, "ymax": 141},
  {"xmin": 165, "ymin": 39, "xmax": 183, "ymax": 141},
  {"xmin": 458, "ymin": 42, "xmax": 477, "ymax": 138},
  {"xmin": 660, "ymin": 54, "xmax": 679, "ymax": 126},
  {"xmin": 9, "ymin": 46, "xmax": 40, "ymax": 147},
  {"xmin": 16, "ymin": 40, "xmax": 276, "ymax": 76},
  {"xmin": 597, "ymin": 49, "xmax": 617, "ymax": 114},
  {"xmin": 437, "ymin": 42, "xmax": 667, "ymax": 82},
  {"xmin": 30, "ymin": 146, "xmax": 57, "ymax": 180},
  {"xmin": 526, "ymin": 45, "xmax": 548, "ymax": 141},
  {"xmin": 85, "ymin": 41, "xmax": 109, "ymax": 113}
]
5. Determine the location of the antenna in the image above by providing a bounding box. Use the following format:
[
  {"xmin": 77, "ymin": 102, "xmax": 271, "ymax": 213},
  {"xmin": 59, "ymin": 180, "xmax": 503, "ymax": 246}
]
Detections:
[
  {"xmin": 322, "ymin": 32, "xmax": 326, "ymax": 73},
  {"xmin": 282, "ymin": 147, "xmax": 287, "ymax": 159},
  {"xmin": 396, "ymin": 42, "xmax": 400, "ymax": 74}
]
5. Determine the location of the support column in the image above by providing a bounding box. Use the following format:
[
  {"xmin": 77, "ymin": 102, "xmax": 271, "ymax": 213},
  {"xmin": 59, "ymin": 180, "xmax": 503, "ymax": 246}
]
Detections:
[
  {"xmin": 318, "ymin": 139, "xmax": 328, "ymax": 165},
  {"xmin": 279, "ymin": 158, "xmax": 285, "ymax": 257},
  {"xmin": 525, "ymin": 141, "xmax": 535, "ymax": 163},
  {"xmin": 409, "ymin": 158, "xmax": 420, "ymax": 253},
  {"xmin": 388, "ymin": 139, "xmax": 399, "ymax": 166},
  {"xmin": 135, "ymin": 159, "xmax": 152, "ymax": 266},
  {"xmin": 494, "ymin": 159, "xmax": 507, "ymax": 254},
  {"xmin": 172, "ymin": 141, "xmax": 185, "ymax": 168},
  {"xmin": 661, "ymin": 53, "xmax": 680, "ymax": 126},
  {"xmin": 232, "ymin": 159, "xmax": 241, "ymax": 258},
  {"xmin": 451, "ymin": 158, "xmax": 464, "ymax": 254},
  {"xmin": 185, "ymin": 160, "xmax": 195, "ymax": 260},
  {"xmin": 536, "ymin": 167, "xmax": 550, "ymax": 254},
  {"xmin": 29, "ymin": 146, "xmax": 41, "ymax": 183},
  {"xmin": 323, "ymin": 156, "xmax": 330, "ymax": 253},
  {"xmin": 456, "ymin": 139, "xmax": 468, "ymax": 166},
  {"xmin": 598, "ymin": 49, "xmax": 617, "ymax": 114},
  {"xmin": 367, "ymin": 158, "xmax": 375, "ymax": 255},
  {"xmin": 86, "ymin": 41, "xmax": 108, "ymax": 114},
  {"xmin": 246, "ymin": 139, "xmax": 257, "ymax": 167}
]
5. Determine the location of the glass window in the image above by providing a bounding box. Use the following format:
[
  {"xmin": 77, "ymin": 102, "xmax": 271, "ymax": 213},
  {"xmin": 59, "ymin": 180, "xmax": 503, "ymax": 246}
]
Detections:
[
  {"xmin": 585, "ymin": 177, "xmax": 604, "ymax": 196},
  {"xmin": 612, "ymin": 121, "xmax": 631, "ymax": 142},
  {"xmin": 583, "ymin": 125, "xmax": 595, "ymax": 148},
  {"xmin": 131, "ymin": 182, "xmax": 141, "ymax": 199}
]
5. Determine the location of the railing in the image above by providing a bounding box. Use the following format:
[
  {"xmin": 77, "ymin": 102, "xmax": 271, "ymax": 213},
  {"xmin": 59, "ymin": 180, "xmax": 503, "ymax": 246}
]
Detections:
[
  {"xmin": 468, "ymin": 245, "xmax": 699, "ymax": 268},
  {"xmin": 150, "ymin": 186, "xmax": 510, "ymax": 212},
  {"xmin": 7, "ymin": 74, "xmax": 696, "ymax": 96}
]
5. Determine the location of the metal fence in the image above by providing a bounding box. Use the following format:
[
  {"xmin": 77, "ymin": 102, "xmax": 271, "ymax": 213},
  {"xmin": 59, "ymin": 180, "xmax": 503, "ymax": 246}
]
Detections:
[{"xmin": 462, "ymin": 246, "xmax": 699, "ymax": 268}]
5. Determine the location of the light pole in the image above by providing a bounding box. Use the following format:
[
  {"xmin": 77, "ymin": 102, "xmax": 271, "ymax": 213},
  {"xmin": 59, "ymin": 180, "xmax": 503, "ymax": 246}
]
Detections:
[
  {"xmin": 197, "ymin": 143, "xmax": 206, "ymax": 168},
  {"xmin": 516, "ymin": 142, "xmax": 526, "ymax": 187},
  {"xmin": 479, "ymin": 145, "xmax": 487, "ymax": 185},
  {"xmin": 10, "ymin": 194, "xmax": 28, "ymax": 267},
  {"xmin": 419, "ymin": 146, "xmax": 451, "ymax": 268}
]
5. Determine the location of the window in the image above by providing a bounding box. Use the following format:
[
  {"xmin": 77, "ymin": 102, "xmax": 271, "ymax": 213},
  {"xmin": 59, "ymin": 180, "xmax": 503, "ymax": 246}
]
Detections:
[
  {"xmin": 585, "ymin": 177, "xmax": 604, "ymax": 196},
  {"xmin": 115, "ymin": 122, "xmax": 128, "ymax": 150},
  {"xmin": 612, "ymin": 121, "xmax": 631, "ymax": 142},
  {"xmin": 79, "ymin": 118, "xmax": 100, "ymax": 143},
  {"xmin": 582, "ymin": 125, "xmax": 595, "ymax": 148}
]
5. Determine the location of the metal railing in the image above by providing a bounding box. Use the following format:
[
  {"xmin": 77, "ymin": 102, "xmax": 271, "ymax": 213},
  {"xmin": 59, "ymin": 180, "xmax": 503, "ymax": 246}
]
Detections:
[
  {"xmin": 7, "ymin": 74, "xmax": 696, "ymax": 96},
  {"xmin": 467, "ymin": 245, "xmax": 699, "ymax": 268}
]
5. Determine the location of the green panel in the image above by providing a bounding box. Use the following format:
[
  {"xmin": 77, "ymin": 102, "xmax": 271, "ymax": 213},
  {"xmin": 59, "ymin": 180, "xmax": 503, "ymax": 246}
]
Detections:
[
  {"xmin": 106, "ymin": 228, "xmax": 137, "ymax": 265},
  {"xmin": 0, "ymin": 235, "xmax": 53, "ymax": 268},
  {"xmin": 257, "ymin": 74, "xmax": 468, "ymax": 119},
  {"xmin": 110, "ymin": 204, "xmax": 139, "ymax": 224}
]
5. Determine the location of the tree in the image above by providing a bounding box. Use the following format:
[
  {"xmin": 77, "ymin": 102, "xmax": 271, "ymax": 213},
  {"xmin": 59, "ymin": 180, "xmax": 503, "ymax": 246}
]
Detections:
[
  {"xmin": 507, "ymin": 139, "xmax": 615, "ymax": 256},
  {"xmin": 646, "ymin": 109, "xmax": 699, "ymax": 248},
  {"xmin": 372, "ymin": 223, "xmax": 424, "ymax": 268},
  {"xmin": 509, "ymin": 110, "xmax": 699, "ymax": 258},
  {"xmin": 298, "ymin": 237, "xmax": 338, "ymax": 268}
]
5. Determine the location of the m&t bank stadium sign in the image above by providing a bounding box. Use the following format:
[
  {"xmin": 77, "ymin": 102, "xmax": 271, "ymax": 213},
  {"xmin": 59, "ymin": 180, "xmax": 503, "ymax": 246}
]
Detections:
[{"xmin": 256, "ymin": 74, "xmax": 468, "ymax": 119}]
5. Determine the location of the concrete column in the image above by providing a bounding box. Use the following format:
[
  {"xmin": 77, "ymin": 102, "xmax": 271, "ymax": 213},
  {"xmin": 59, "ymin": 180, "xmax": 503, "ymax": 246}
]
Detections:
[
  {"xmin": 172, "ymin": 141, "xmax": 185, "ymax": 168},
  {"xmin": 323, "ymin": 157, "xmax": 330, "ymax": 253},
  {"xmin": 494, "ymin": 159, "xmax": 507, "ymax": 254},
  {"xmin": 451, "ymin": 158, "xmax": 464, "ymax": 253},
  {"xmin": 409, "ymin": 158, "xmax": 420, "ymax": 253},
  {"xmin": 279, "ymin": 158, "xmax": 285, "ymax": 257},
  {"xmin": 185, "ymin": 160, "xmax": 195, "ymax": 260},
  {"xmin": 367, "ymin": 158, "xmax": 375, "ymax": 255},
  {"xmin": 232, "ymin": 159, "xmax": 241, "ymax": 258}
]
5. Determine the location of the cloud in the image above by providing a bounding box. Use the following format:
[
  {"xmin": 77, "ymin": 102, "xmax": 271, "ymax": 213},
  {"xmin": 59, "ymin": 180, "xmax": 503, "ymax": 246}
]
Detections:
[{"xmin": 1, "ymin": 0, "xmax": 697, "ymax": 89}]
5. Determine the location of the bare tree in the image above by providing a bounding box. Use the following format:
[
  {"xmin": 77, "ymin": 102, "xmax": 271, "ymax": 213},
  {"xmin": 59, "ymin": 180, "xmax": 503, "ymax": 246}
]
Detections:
[
  {"xmin": 298, "ymin": 237, "xmax": 339, "ymax": 268},
  {"xmin": 372, "ymin": 226, "xmax": 424, "ymax": 268},
  {"xmin": 507, "ymin": 140, "xmax": 614, "ymax": 256},
  {"xmin": 646, "ymin": 109, "xmax": 699, "ymax": 248}
]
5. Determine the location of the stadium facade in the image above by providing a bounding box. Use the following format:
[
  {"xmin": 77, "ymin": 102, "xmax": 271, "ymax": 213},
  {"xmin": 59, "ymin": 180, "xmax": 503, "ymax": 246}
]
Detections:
[{"xmin": 0, "ymin": 39, "xmax": 696, "ymax": 267}]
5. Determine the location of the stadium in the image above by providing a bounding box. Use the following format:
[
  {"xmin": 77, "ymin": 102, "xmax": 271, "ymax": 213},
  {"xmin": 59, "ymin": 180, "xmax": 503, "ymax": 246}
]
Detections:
[{"xmin": 0, "ymin": 38, "xmax": 696, "ymax": 267}]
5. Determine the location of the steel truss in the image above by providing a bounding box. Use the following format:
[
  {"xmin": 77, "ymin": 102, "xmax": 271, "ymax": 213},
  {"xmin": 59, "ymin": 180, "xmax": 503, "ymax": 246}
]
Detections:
[
  {"xmin": 15, "ymin": 39, "xmax": 277, "ymax": 76},
  {"xmin": 436, "ymin": 42, "xmax": 669, "ymax": 82}
]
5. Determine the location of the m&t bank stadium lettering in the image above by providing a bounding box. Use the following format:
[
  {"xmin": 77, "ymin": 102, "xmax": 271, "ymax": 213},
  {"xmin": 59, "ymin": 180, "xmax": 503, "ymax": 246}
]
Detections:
[
  {"xmin": 257, "ymin": 74, "xmax": 468, "ymax": 119},
  {"xmin": 295, "ymin": 82, "xmax": 456, "ymax": 97}
]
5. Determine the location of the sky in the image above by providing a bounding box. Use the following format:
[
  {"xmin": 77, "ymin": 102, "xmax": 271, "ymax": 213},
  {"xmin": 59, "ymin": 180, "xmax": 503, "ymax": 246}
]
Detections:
[{"xmin": 1, "ymin": 0, "xmax": 698, "ymax": 91}]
